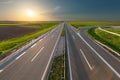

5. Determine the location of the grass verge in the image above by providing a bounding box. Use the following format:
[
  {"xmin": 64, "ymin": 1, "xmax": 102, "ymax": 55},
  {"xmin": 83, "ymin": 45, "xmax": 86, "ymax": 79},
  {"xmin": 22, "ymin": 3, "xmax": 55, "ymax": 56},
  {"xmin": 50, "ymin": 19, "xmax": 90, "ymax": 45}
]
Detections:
[
  {"xmin": 87, "ymin": 28, "xmax": 120, "ymax": 53},
  {"xmin": 48, "ymin": 54, "xmax": 65, "ymax": 80},
  {"xmin": 0, "ymin": 23, "xmax": 59, "ymax": 56},
  {"xmin": 104, "ymin": 28, "xmax": 120, "ymax": 34}
]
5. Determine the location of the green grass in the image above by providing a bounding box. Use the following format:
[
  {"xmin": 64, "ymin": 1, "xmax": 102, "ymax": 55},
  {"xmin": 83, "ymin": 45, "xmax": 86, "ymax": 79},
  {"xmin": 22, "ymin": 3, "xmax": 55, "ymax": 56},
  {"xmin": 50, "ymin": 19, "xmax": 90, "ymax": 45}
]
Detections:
[
  {"xmin": 22, "ymin": 23, "xmax": 58, "ymax": 29},
  {"xmin": 0, "ymin": 24, "xmax": 21, "ymax": 26},
  {"xmin": 0, "ymin": 23, "xmax": 59, "ymax": 55},
  {"xmin": 69, "ymin": 21, "xmax": 120, "ymax": 26},
  {"xmin": 61, "ymin": 26, "xmax": 65, "ymax": 36},
  {"xmin": 69, "ymin": 22, "xmax": 120, "ymax": 30},
  {"xmin": 104, "ymin": 28, "xmax": 120, "ymax": 34},
  {"xmin": 48, "ymin": 55, "xmax": 64, "ymax": 80},
  {"xmin": 87, "ymin": 28, "xmax": 120, "ymax": 53}
]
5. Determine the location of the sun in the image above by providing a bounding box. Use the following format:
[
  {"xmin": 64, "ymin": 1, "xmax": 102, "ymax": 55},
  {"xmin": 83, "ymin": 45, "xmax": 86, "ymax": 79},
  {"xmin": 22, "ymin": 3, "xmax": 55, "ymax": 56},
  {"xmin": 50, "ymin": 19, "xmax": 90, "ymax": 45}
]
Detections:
[{"xmin": 26, "ymin": 9, "xmax": 34, "ymax": 17}]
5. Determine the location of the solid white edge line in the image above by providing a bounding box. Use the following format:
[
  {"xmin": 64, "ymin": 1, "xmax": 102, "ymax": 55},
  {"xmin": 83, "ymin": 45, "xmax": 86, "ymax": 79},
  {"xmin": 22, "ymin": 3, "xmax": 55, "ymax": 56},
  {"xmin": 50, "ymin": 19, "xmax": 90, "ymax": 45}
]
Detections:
[
  {"xmin": 77, "ymin": 32, "xmax": 120, "ymax": 78},
  {"xmin": 64, "ymin": 48, "xmax": 66, "ymax": 79},
  {"xmin": 0, "ymin": 69, "xmax": 4, "ymax": 73},
  {"xmin": 41, "ymin": 24, "xmax": 63, "ymax": 80},
  {"xmin": 31, "ymin": 47, "xmax": 44, "ymax": 62},
  {"xmin": 80, "ymin": 49, "xmax": 93, "ymax": 70},
  {"xmin": 31, "ymin": 44, "xmax": 37, "ymax": 48},
  {"xmin": 95, "ymin": 40, "xmax": 120, "ymax": 61},
  {"xmin": 15, "ymin": 52, "xmax": 26, "ymax": 60},
  {"xmin": 67, "ymin": 39, "xmax": 73, "ymax": 80},
  {"xmin": 66, "ymin": 27, "xmax": 73, "ymax": 80},
  {"xmin": 40, "ymin": 39, "xmax": 43, "ymax": 42}
]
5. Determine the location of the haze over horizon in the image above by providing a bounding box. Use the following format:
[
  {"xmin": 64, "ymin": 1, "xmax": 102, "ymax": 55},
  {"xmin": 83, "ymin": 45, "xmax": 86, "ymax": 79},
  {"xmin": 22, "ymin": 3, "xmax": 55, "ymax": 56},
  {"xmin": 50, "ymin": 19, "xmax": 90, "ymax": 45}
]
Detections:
[{"xmin": 0, "ymin": 0, "xmax": 120, "ymax": 21}]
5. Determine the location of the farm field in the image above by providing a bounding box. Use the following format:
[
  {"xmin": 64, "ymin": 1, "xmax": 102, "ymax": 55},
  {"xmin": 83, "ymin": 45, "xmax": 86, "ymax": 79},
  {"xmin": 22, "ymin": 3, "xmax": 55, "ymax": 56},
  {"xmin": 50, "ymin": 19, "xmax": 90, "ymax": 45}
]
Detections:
[
  {"xmin": 0, "ymin": 26, "xmax": 38, "ymax": 41},
  {"xmin": 0, "ymin": 22, "xmax": 59, "ymax": 56}
]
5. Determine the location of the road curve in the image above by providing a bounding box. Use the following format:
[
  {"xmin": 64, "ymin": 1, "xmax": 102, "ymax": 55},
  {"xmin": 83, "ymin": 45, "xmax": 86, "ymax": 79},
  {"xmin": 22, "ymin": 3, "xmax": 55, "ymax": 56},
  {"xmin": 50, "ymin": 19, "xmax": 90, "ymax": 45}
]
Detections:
[
  {"xmin": 65, "ymin": 23, "xmax": 120, "ymax": 80},
  {"xmin": 0, "ymin": 23, "xmax": 63, "ymax": 80}
]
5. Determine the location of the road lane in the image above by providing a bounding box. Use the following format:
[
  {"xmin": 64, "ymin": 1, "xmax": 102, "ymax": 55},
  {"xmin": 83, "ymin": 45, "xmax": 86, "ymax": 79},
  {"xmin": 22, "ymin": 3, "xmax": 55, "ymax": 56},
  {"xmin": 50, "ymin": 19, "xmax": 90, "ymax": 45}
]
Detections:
[
  {"xmin": 78, "ymin": 28, "xmax": 120, "ymax": 73},
  {"xmin": 66, "ymin": 25, "xmax": 89, "ymax": 80},
  {"xmin": 77, "ymin": 32, "xmax": 120, "ymax": 78},
  {"xmin": 66, "ymin": 28, "xmax": 73, "ymax": 80},
  {"xmin": 80, "ymin": 49, "xmax": 93, "ymax": 70},
  {"xmin": 0, "ymin": 23, "xmax": 63, "ymax": 80},
  {"xmin": 66, "ymin": 23, "xmax": 120, "ymax": 80}
]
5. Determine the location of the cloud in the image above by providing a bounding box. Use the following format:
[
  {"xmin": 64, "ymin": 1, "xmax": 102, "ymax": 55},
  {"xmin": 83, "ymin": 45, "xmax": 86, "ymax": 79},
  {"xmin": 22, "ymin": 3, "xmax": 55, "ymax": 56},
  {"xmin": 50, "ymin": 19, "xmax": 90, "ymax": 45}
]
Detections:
[
  {"xmin": 39, "ymin": 6, "xmax": 61, "ymax": 15},
  {"xmin": 0, "ymin": 0, "xmax": 13, "ymax": 4},
  {"xmin": 54, "ymin": 6, "xmax": 61, "ymax": 11}
]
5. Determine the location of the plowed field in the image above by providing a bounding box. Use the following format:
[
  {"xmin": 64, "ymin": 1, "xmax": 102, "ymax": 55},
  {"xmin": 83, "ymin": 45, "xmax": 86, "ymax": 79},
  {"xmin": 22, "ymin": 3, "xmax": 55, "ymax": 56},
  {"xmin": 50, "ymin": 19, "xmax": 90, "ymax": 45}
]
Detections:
[{"xmin": 0, "ymin": 26, "xmax": 38, "ymax": 41}]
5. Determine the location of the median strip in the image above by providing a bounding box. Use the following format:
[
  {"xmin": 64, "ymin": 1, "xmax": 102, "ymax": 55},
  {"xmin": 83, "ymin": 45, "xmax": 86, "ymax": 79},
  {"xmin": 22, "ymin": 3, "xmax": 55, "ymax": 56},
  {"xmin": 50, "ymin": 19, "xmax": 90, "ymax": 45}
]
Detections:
[
  {"xmin": 48, "ymin": 24, "xmax": 66, "ymax": 80},
  {"xmin": 48, "ymin": 54, "xmax": 65, "ymax": 80}
]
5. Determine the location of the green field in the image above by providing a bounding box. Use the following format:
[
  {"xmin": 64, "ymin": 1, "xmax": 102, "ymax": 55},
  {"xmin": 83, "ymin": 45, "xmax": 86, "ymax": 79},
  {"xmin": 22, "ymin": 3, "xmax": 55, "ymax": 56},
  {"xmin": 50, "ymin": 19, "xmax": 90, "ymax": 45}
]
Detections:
[
  {"xmin": 104, "ymin": 28, "xmax": 120, "ymax": 34},
  {"xmin": 0, "ymin": 22, "xmax": 59, "ymax": 56},
  {"xmin": 69, "ymin": 22, "xmax": 120, "ymax": 29},
  {"xmin": 87, "ymin": 28, "xmax": 120, "ymax": 53}
]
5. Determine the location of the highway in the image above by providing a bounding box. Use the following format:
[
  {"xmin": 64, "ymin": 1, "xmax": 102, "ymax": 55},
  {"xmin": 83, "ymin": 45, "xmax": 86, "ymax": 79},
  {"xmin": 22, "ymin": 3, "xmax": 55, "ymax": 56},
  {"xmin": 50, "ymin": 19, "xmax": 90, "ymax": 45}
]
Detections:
[
  {"xmin": 65, "ymin": 23, "xmax": 120, "ymax": 80},
  {"xmin": 0, "ymin": 23, "xmax": 63, "ymax": 80}
]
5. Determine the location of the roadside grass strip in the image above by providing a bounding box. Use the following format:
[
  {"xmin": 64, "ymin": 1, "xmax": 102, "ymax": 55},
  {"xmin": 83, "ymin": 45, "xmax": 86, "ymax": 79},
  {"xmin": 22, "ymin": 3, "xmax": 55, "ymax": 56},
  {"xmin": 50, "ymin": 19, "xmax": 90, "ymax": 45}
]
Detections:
[
  {"xmin": 98, "ymin": 27, "xmax": 120, "ymax": 37},
  {"xmin": 104, "ymin": 28, "xmax": 120, "ymax": 34},
  {"xmin": 87, "ymin": 28, "xmax": 120, "ymax": 53}
]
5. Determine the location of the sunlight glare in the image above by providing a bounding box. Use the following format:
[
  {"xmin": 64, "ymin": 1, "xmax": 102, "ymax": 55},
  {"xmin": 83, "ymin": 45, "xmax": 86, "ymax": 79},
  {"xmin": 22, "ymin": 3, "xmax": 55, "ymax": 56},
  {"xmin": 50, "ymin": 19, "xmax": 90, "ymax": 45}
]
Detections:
[{"xmin": 26, "ymin": 9, "xmax": 34, "ymax": 17}]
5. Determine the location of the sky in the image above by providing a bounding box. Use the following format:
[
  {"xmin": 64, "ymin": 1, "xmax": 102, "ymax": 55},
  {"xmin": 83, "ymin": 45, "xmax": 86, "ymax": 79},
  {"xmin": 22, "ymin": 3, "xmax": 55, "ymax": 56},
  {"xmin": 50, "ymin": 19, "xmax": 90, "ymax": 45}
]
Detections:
[{"xmin": 0, "ymin": 0, "xmax": 120, "ymax": 21}]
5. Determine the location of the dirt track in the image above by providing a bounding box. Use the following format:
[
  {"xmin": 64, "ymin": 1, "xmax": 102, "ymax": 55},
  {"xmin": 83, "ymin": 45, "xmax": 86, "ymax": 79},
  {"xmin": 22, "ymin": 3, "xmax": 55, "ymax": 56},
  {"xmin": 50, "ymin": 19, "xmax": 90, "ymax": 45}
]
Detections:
[{"xmin": 0, "ymin": 26, "xmax": 38, "ymax": 41}]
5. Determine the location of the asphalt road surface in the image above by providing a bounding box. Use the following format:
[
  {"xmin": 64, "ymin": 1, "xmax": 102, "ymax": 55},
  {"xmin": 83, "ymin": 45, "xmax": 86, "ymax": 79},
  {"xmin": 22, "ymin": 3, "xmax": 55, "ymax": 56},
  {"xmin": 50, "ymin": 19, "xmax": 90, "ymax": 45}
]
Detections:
[
  {"xmin": 0, "ymin": 23, "xmax": 63, "ymax": 80},
  {"xmin": 65, "ymin": 23, "xmax": 120, "ymax": 80}
]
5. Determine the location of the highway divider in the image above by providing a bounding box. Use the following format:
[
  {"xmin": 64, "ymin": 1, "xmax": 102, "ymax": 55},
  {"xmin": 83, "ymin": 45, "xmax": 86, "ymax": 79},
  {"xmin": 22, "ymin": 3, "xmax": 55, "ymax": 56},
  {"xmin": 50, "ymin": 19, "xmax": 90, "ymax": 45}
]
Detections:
[{"xmin": 48, "ymin": 24, "xmax": 66, "ymax": 80}]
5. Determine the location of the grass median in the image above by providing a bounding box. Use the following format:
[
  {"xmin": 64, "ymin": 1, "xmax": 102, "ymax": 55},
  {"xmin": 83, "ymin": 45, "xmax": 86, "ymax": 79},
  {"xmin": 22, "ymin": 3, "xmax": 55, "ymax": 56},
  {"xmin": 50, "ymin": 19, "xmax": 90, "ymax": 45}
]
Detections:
[
  {"xmin": 0, "ymin": 22, "xmax": 59, "ymax": 56},
  {"xmin": 48, "ymin": 55, "xmax": 64, "ymax": 80}
]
